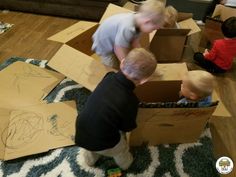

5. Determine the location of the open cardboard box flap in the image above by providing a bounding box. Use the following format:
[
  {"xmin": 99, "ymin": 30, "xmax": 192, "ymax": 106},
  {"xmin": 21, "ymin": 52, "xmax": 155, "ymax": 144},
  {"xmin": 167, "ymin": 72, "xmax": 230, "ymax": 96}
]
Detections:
[
  {"xmin": 99, "ymin": 3, "xmax": 132, "ymax": 24},
  {"xmin": 48, "ymin": 21, "xmax": 98, "ymax": 44}
]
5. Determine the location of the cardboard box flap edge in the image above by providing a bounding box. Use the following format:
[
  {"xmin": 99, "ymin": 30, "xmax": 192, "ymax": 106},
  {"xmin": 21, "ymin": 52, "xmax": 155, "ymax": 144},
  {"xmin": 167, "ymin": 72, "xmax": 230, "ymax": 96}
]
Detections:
[
  {"xmin": 212, "ymin": 90, "xmax": 231, "ymax": 117},
  {"xmin": 178, "ymin": 18, "xmax": 201, "ymax": 36},
  {"xmin": 99, "ymin": 3, "xmax": 132, "ymax": 24},
  {"xmin": 48, "ymin": 21, "xmax": 98, "ymax": 43},
  {"xmin": 154, "ymin": 28, "xmax": 191, "ymax": 36},
  {"xmin": 47, "ymin": 44, "xmax": 114, "ymax": 91}
]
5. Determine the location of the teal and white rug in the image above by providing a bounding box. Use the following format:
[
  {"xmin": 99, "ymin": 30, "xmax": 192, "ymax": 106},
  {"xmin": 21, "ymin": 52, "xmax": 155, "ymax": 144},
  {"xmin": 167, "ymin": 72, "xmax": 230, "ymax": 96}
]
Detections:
[{"xmin": 0, "ymin": 57, "xmax": 219, "ymax": 177}]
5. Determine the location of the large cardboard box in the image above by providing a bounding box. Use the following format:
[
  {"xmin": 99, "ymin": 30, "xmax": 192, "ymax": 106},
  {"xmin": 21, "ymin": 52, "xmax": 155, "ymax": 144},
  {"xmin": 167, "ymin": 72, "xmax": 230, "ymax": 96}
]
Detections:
[
  {"xmin": 129, "ymin": 81, "xmax": 216, "ymax": 145},
  {"xmin": 147, "ymin": 12, "xmax": 201, "ymax": 63},
  {"xmin": 47, "ymin": 4, "xmax": 230, "ymax": 146}
]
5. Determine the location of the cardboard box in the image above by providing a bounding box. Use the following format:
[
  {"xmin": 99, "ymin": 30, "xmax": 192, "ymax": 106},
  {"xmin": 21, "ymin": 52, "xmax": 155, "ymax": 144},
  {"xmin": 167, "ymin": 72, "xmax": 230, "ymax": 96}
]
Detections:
[
  {"xmin": 47, "ymin": 4, "xmax": 230, "ymax": 146},
  {"xmin": 200, "ymin": 17, "xmax": 224, "ymax": 48},
  {"xmin": 148, "ymin": 13, "xmax": 201, "ymax": 63},
  {"xmin": 129, "ymin": 81, "xmax": 216, "ymax": 145}
]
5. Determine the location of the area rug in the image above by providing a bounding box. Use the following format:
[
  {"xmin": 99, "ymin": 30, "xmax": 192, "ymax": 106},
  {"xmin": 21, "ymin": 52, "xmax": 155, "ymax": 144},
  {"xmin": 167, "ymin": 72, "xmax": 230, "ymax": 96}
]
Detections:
[{"xmin": 0, "ymin": 57, "xmax": 219, "ymax": 177}]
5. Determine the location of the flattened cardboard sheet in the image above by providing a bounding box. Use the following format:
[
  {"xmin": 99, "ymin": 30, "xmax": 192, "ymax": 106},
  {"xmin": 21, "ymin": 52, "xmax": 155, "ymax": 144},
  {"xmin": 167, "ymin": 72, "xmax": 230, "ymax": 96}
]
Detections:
[
  {"xmin": 0, "ymin": 62, "xmax": 64, "ymax": 108},
  {"xmin": 0, "ymin": 101, "xmax": 77, "ymax": 160},
  {"xmin": 48, "ymin": 21, "xmax": 98, "ymax": 43}
]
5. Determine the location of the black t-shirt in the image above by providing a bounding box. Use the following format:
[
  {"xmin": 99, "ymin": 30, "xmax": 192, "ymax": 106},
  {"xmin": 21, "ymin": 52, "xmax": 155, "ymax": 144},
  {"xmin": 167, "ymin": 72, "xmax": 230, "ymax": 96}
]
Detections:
[{"xmin": 75, "ymin": 71, "xmax": 139, "ymax": 151}]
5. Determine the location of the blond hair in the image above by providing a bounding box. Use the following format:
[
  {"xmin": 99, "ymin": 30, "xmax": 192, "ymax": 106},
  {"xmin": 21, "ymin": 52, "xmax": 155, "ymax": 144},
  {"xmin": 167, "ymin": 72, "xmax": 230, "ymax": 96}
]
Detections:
[
  {"xmin": 139, "ymin": 0, "xmax": 165, "ymax": 24},
  {"xmin": 184, "ymin": 70, "xmax": 214, "ymax": 98},
  {"xmin": 164, "ymin": 5, "xmax": 178, "ymax": 27},
  {"xmin": 122, "ymin": 48, "xmax": 157, "ymax": 81}
]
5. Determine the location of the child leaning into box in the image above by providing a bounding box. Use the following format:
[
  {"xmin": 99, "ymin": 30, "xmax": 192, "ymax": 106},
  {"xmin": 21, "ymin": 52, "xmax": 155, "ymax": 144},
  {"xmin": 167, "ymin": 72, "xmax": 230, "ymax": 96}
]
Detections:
[
  {"xmin": 92, "ymin": 0, "xmax": 165, "ymax": 69},
  {"xmin": 178, "ymin": 70, "xmax": 215, "ymax": 107},
  {"xmin": 75, "ymin": 48, "xmax": 157, "ymax": 170},
  {"xmin": 194, "ymin": 17, "xmax": 236, "ymax": 73}
]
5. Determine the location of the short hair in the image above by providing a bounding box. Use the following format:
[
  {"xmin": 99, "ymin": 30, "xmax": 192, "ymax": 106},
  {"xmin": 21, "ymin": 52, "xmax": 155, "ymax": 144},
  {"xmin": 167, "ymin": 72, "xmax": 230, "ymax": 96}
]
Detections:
[
  {"xmin": 164, "ymin": 6, "xmax": 178, "ymax": 27},
  {"xmin": 184, "ymin": 70, "xmax": 214, "ymax": 98},
  {"xmin": 221, "ymin": 16, "xmax": 236, "ymax": 38},
  {"xmin": 138, "ymin": 0, "xmax": 165, "ymax": 24},
  {"xmin": 122, "ymin": 48, "xmax": 157, "ymax": 81}
]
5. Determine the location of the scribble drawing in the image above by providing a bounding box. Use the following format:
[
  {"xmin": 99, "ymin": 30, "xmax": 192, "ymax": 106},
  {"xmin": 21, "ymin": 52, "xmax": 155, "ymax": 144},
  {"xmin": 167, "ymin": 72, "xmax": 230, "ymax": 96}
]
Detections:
[
  {"xmin": 47, "ymin": 114, "xmax": 73, "ymax": 140},
  {"xmin": 1, "ymin": 111, "xmax": 44, "ymax": 149},
  {"xmin": 12, "ymin": 65, "xmax": 51, "ymax": 93}
]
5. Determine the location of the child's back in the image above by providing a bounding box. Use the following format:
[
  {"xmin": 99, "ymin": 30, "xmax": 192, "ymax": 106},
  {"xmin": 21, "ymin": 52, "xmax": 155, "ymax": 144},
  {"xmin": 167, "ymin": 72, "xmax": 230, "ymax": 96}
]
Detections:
[
  {"xmin": 92, "ymin": 0, "xmax": 165, "ymax": 69},
  {"xmin": 194, "ymin": 16, "xmax": 236, "ymax": 73}
]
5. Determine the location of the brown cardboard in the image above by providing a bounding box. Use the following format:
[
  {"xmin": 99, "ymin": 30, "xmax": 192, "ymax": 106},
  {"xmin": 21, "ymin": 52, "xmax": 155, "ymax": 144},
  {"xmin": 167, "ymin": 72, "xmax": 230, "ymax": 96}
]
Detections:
[
  {"xmin": 48, "ymin": 45, "xmax": 115, "ymax": 91},
  {"xmin": 129, "ymin": 81, "xmax": 217, "ymax": 145},
  {"xmin": 48, "ymin": 21, "xmax": 98, "ymax": 43},
  {"xmin": 148, "ymin": 16, "xmax": 201, "ymax": 62},
  {"xmin": 177, "ymin": 12, "xmax": 193, "ymax": 22},
  {"xmin": 178, "ymin": 18, "xmax": 201, "ymax": 36},
  {"xmin": 200, "ymin": 18, "xmax": 224, "ymax": 48},
  {"xmin": 129, "ymin": 106, "xmax": 216, "ymax": 145},
  {"xmin": 149, "ymin": 29, "xmax": 190, "ymax": 63},
  {"xmin": 0, "ymin": 61, "xmax": 64, "ymax": 109},
  {"xmin": 212, "ymin": 4, "xmax": 236, "ymax": 21},
  {"xmin": 0, "ymin": 101, "xmax": 77, "ymax": 160},
  {"xmin": 99, "ymin": 4, "xmax": 131, "ymax": 24}
]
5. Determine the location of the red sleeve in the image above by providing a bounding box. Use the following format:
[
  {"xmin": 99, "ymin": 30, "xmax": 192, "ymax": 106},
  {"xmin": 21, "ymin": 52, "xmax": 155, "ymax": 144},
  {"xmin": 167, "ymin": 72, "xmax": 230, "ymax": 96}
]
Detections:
[{"xmin": 204, "ymin": 41, "xmax": 219, "ymax": 61}]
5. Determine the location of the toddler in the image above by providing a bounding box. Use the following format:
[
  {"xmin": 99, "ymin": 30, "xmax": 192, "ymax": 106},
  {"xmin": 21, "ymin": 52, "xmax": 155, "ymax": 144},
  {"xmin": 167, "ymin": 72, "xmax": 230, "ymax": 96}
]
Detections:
[
  {"xmin": 194, "ymin": 17, "xmax": 236, "ymax": 73},
  {"xmin": 75, "ymin": 48, "xmax": 157, "ymax": 170},
  {"xmin": 92, "ymin": 0, "xmax": 165, "ymax": 69},
  {"xmin": 178, "ymin": 70, "xmax": 215, "ymax": 107}
]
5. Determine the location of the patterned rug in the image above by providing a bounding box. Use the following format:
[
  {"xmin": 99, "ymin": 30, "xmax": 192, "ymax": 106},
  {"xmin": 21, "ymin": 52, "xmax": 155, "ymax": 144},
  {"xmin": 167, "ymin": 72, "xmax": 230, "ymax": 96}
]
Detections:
[{"xmin": 0, "ymin": 57, "xmax": 219, "ymax": 177}]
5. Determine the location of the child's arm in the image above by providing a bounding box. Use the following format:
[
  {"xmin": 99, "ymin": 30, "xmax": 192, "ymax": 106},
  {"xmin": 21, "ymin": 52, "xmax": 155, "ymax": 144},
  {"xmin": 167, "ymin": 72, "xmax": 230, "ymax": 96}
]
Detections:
[
  {"xmin": 203, "ymin": 42, "xmax": 218, "ymax": 61},
  {"xmin": 114, "ymin": 45, "xmax": 130, "ymax": 61}
]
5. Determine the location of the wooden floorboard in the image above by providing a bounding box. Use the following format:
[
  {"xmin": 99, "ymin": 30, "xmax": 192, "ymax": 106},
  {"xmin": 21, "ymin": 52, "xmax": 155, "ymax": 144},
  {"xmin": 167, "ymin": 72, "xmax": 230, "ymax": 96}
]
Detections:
[
  {"xmin": 1, "ymin": 10, "xmax": 236, "ymax": 174},
  {"xmin": 0, "ymin": 11, "xmax": 77, "ymax": 63}
]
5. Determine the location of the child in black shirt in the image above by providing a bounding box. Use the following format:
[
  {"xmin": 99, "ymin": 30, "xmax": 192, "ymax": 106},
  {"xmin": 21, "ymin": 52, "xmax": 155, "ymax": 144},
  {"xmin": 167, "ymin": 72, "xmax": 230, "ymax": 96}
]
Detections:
[{"xmin": 75, "ymin": 48, "xmax": 157, "ymax": 170}]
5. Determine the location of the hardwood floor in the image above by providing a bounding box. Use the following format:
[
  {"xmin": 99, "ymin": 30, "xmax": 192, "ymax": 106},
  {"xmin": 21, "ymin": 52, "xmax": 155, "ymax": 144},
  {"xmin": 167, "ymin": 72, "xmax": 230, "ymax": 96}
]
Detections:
[
  {"xmin": 1, "ymin": 10, "xmax": 236, "ymax": 176},
  {"xmin": 0, "ymin": 11, "xmax": 77, "ymax": 63}
]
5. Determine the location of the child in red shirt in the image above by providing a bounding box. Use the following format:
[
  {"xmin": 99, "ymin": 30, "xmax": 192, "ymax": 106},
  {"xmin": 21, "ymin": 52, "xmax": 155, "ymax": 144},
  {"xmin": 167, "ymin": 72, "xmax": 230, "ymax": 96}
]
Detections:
[{"xmin": 194, "ymin": 16, "xmax": 236, "ymax": 73}]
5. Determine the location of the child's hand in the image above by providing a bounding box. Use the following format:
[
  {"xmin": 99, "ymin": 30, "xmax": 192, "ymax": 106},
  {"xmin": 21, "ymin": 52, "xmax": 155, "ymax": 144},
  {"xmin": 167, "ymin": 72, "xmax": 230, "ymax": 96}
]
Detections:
[{"xmin": 203, "ymin": 49, "xmax": 209, "ymax": 56}]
